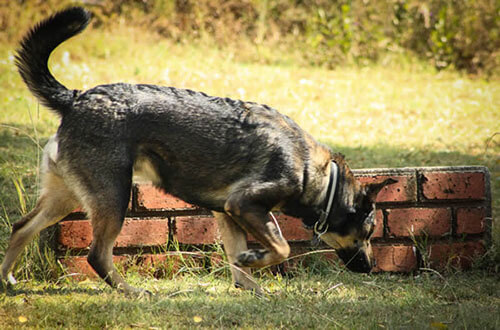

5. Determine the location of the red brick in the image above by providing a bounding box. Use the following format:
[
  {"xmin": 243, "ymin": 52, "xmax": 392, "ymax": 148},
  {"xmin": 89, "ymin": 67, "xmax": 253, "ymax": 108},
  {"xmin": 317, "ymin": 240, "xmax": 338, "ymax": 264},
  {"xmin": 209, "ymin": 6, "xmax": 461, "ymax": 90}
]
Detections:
[
  {"xmin": 247, "ymin": 213, "xmax": 312, "ymax": 242},
  {"xmin": 58, "ymin": 221, "xmax": 93, "ymax": 249},
  {"xmin": 139, "ymin": 252, "xmax": 207, "ymax": 276},
  {"xmin": 456, "ymin": 207, "xmax": 486, "ymax": 235},
  {"xmin": 356, "ymin": 175, "xmax": 417, "ymax": 203},
  {"xmin": 136, "ymin": 183, "xmax": 197, "ymax": 210},
  {"xmin": 373, "ymin": 245, "xmax": 417, "ymax": 272},
  {"xmin": 209, "ymin": 252, "xmax": 226, "ymax": 269},
  {"xmin": 421, "ymin": 172, "xmax": 485, "ymax": 200},
  {"xmin": 387, "ymin": 208, "xmax": 451, "ymax": 237},
  {"xmin": 274, "ymin": 213, "xmax": 313, "ymax": 241},
  {"xmin": 427, "ymin": 241, "xmax": 486, "ymax": 270},
  {"xmin": 58, "ymin": 219, "xmax": 169, "ymax": 249},
  {"xmin": 116, "ymin": 219, "xmax": 169, "ymax": 247},
  {"xmin": 373, "ymin": 209, "xmax": 384, "ymax": 238},
  {"xmin": 59, "ymin": 255, "xmax": 127, "ymax": 280},
  {"xmin": 174, "ymin": 216, "xmax": 219, "ymax": 244}
]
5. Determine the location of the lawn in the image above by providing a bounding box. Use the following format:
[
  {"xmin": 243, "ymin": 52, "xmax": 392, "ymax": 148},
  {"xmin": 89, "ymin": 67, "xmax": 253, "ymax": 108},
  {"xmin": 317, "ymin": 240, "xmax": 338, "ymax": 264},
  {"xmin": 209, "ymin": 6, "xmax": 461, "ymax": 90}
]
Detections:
[
  {"xmin": 0, "ymin": 18, "xmax": 499, "ymax": 329},
  {"xmin": 1, "ymin": 268, "xmax": 499, "ymax": 329}
]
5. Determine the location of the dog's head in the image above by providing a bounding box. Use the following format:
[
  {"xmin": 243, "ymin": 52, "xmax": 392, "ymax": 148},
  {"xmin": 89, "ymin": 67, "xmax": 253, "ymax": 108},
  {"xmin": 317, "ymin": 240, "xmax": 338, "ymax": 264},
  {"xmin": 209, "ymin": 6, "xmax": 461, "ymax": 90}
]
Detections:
[{"xmin": 318, "ymin": 174, "xmax": 397, "ymax": 273}]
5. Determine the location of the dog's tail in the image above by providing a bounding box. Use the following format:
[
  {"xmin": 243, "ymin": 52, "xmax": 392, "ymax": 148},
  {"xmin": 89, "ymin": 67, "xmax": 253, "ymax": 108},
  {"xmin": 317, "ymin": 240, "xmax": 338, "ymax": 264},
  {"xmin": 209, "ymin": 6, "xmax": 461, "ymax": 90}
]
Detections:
[{"xmin": 15, "ymin": 7, "xmax": 91, "ymax": 116}]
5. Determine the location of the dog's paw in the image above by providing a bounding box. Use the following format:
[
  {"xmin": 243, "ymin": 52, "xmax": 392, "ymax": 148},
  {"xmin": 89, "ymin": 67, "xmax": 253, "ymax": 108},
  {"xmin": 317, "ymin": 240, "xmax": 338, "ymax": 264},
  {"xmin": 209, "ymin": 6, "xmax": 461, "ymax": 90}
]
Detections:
[
  {"xmin": 0, "ymin": 272, "xmax": 16, "ymax": 293},
  {"xmin": 235, "ymin": 249, "xmax": 267, "ymax": 267}
]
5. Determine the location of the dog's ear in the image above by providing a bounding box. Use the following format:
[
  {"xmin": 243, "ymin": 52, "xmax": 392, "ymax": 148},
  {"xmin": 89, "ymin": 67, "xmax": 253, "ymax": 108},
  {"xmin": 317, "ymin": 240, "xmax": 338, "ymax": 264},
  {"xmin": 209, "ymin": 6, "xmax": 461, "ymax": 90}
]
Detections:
[{"xmin": 364, "ymin": 178, "xmax": 397, "ymax": 202}]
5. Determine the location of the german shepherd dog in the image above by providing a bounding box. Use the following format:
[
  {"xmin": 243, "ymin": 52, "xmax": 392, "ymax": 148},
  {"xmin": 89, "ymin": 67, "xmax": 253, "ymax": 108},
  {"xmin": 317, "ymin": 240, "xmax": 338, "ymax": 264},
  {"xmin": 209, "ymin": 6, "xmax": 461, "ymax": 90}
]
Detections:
[{"xmin": 1, "ymin": 7, "xmax": 396, "ymax": 295}]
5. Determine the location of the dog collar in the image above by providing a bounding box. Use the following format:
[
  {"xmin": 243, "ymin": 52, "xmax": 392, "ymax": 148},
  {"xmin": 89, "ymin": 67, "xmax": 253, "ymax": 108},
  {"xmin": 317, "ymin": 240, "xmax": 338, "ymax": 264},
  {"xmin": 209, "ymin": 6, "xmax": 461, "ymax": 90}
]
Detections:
[{"xmin": 313, "ymin": 161, "xmax": 339, "ymax": 237}]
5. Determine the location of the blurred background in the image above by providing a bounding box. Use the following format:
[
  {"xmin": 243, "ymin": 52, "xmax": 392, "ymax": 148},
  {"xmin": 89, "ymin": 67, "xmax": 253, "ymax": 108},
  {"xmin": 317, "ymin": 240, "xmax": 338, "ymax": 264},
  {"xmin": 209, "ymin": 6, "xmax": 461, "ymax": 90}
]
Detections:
[{"xmin": 2, "ymin": 0, "xmax": 499, "ymax": 75}]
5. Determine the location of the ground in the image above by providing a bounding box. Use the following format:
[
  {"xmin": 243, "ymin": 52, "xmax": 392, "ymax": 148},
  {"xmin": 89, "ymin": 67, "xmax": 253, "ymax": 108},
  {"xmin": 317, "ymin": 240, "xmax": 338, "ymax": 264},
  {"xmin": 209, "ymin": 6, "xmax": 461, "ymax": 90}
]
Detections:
[{"xmin": 1, "ymin": 268, "xmax": 499, "ymax": 328}]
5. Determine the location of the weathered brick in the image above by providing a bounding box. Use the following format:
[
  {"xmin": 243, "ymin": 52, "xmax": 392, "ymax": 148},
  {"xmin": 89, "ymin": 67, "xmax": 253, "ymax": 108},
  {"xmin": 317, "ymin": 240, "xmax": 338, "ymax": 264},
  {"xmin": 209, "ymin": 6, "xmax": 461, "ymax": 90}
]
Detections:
[
  {"xmin": 135, "ymin": 183, "xmax": 197, "ymax": 210},
  {"xmin": 139, "ymin": 252, "xmax": 207, "ymax": 276},
  {"xmin": 274, "ymin": 213, "xmax": 313, "ymax": 241},
  {"xmin": 387, "ymin": 208, "xmax": 451, "ymax": 237},
  {"xmin": 59, "ymin": 255, "xmax": 127, "ymax": 280},
  {"xmin": 174, "ymin": 216, "xmax": 219, "ymax": 244},
  {"xmin": 421, "ymin": 171, "xmax": 485, "ymax": 201},
  {"xmin": 373, "ymin": 209, "xmax": 384, "ymax": 238},
  {"xmin": 58, "ymin": 219, "xmax": 169, "ymax": 249},
  {"xmin": 356, "ymin": 175, "xmax": 417, "ymax": 203},
  {"xmin": 116, "ymin": 219, "xmax": 169, "ymax": 247},
  {"xmin": 373, "ymin": 245, "xmax": 417, "ymax": 272},
  {"xmin": 427, "ymin": 241, "xmax": 486, "ymax": 269},
  {"xmin": 247, "ymin": 213, "xmax": 312, "ymax": 242},
  {"xmin": 456, "ymin": 207, "xmax": 486, "ymax": 235},
  {"xmin": 58, "ymin": 221, "xmax": 93, "ymax": 249},
  {"xmin": 209, "ymin": 252, "xmax": 226, "ymax": 269}
]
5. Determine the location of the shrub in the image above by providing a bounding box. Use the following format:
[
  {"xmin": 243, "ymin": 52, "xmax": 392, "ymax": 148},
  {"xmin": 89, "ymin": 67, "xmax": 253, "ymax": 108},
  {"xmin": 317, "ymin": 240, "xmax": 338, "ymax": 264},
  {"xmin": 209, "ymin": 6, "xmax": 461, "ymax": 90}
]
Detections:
[{"xmin": 1, "ymin": 0, "xmax": 498, "ymax": 75}]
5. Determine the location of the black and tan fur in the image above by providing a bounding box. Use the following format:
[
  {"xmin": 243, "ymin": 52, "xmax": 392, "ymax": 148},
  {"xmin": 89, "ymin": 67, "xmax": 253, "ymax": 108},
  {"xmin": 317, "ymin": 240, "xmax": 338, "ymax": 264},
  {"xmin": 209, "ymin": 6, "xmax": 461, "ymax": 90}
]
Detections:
[{"xmin": 1, "ymin": 7, "xmax": 396, "ymax": 295}]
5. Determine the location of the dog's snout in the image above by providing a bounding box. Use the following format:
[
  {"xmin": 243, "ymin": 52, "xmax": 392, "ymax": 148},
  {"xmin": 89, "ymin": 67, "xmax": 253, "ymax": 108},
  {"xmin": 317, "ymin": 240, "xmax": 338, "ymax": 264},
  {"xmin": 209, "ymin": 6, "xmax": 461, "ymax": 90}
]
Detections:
[{"xmin": 337, "ymin": 247, "xmax": 374, "ymax": 273}]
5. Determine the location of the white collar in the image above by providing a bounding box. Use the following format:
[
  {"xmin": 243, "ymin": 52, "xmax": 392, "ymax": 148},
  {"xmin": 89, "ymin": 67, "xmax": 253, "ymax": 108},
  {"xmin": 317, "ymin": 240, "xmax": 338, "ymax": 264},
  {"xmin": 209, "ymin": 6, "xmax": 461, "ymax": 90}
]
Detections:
[{"xmin": 313, "ymin": 161, "xmax": 338, "ymax": 236}]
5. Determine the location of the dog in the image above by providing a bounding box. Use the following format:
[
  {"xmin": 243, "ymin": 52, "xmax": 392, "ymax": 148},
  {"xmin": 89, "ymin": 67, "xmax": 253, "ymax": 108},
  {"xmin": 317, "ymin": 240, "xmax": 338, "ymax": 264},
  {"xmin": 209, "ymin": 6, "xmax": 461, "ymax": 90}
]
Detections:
[{"xmin": 1, "ymin": 7, "xmax": 396, "ymax": 295}]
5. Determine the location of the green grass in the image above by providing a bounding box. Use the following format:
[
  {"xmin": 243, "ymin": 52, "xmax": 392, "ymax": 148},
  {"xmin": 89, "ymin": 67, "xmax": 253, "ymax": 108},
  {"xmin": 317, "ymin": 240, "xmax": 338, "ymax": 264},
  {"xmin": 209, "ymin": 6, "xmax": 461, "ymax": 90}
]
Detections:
[
  {"xmin": 1, "ymin": 23, "xmax": 499, "ymax": 328},
  {"xmin": 1, "ymin": 269, "xmax": 499, "ymax": 328}
]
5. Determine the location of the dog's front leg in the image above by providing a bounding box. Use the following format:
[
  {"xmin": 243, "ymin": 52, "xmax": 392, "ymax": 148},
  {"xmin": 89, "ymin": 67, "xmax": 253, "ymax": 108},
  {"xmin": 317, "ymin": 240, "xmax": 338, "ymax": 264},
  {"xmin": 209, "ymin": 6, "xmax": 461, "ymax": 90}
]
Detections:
[
  {"xmin": 224, "ymin": 190, "xmax": 290, "ymax": 269},
  {"xmin": 213, "ymin": 212, "xmax": 262, "ymax": 294}
]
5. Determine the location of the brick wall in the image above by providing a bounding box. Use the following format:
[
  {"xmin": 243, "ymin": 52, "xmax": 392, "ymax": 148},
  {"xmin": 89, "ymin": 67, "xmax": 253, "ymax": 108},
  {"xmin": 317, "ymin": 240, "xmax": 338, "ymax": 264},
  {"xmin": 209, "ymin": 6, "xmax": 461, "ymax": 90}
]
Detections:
[{"xmin": 56, "ymin": 166, "xmax": 491, "ymax": 278}]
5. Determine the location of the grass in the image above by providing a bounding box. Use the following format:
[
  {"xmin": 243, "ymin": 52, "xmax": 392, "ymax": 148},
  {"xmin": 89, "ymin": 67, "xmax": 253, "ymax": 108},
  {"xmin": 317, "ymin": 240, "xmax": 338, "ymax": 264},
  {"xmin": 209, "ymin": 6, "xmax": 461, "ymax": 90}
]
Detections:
[
  {"xmin": 1, "ymin": 268, "xmax": 499, "ymax": 328},
  {"xmin": 0, "ymin": 20, "xmax": 499, "ymax": 329}
]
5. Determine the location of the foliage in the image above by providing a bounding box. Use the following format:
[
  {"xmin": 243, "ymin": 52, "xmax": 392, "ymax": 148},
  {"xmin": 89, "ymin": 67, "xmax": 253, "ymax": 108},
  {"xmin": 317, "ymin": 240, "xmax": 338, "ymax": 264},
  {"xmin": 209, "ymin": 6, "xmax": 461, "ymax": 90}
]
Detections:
[{"xmin": 0, "ymin": 0, "xmax": 499, "ymax": 75}]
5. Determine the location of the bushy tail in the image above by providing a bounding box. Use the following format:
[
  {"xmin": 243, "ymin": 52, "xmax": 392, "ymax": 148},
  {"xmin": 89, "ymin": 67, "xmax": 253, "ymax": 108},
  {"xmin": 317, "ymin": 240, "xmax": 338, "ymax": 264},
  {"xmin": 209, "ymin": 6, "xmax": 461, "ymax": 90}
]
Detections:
[{"xmin": 15, "ymin": 7, "xmax": 91, "ymax": 116}]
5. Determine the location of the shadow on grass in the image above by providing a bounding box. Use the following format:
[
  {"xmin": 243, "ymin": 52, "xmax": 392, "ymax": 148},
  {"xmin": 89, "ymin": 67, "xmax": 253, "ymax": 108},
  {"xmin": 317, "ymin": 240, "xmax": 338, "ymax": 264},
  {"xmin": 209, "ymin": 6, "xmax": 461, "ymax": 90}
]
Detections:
[
  {"xmin": 3, "ymin": 273, "xmax": 498, "ymax": 329},
  {"xmin": 3, "ymin": 285, "xmax": 106, "ymax": 297}
]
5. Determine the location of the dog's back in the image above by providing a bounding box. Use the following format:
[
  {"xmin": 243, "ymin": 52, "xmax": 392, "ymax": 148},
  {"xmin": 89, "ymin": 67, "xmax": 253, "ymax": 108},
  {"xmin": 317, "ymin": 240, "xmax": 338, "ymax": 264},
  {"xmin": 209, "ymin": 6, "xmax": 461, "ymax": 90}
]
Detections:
[{"xmin": 65, "ymin": 81, "xmax": 310, "ymax": 210}]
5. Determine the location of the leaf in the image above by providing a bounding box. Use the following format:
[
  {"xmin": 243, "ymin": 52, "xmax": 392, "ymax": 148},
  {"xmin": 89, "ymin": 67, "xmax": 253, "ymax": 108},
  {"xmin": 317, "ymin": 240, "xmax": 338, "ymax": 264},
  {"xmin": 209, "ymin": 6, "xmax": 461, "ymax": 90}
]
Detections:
[
  {"xmin": 193, "ymin": 316, "xmax": 203, "ymax": 323},
  {"xmin": 18, "ymin": 316, "xmax": 28, "ymax": 323}
]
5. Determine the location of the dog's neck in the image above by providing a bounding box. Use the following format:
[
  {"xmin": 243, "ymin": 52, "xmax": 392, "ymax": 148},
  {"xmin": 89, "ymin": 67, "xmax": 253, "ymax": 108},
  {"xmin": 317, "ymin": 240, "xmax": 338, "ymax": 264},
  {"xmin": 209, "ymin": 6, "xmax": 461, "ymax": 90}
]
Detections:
[
  {"xmin": 282, "ymin": 159, "xmax": 338, "ymax": 228},
  {"xmin": 307, "ymin": 161, "xmax": 339, "ymax": 235}
]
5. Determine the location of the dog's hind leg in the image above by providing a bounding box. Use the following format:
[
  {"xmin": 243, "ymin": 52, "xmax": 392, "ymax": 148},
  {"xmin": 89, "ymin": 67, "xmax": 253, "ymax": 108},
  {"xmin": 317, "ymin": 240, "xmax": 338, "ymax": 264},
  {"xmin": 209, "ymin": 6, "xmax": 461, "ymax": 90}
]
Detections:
[
  {"xmin": 80, "ymin": 171, "xmax": 146, "ymax": 296},
  {"xmin": 86, "ymin": 205, "xmax": 138, "ymax": 294},
  {"xmin": 1, "ymin": 171, "xmax": 79, "ymax": 283},
  {"xmin": 213, "ymin": 211, "xmax": 262, "ymax": 294}
]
